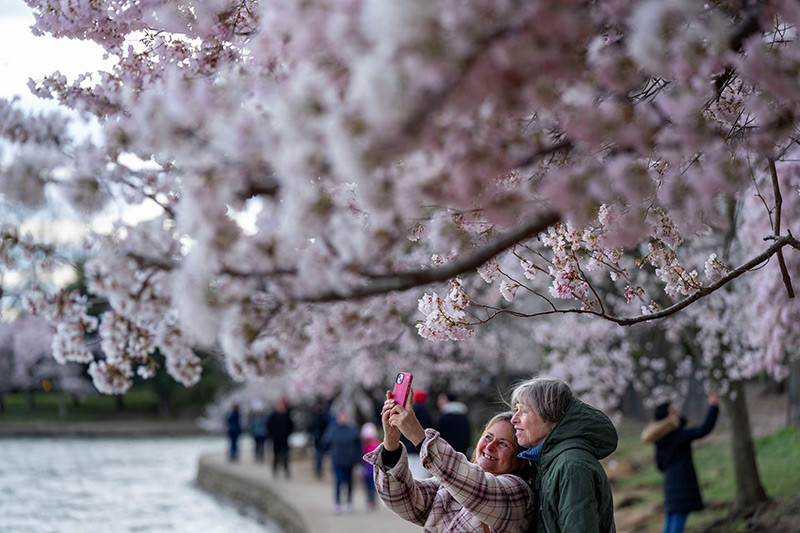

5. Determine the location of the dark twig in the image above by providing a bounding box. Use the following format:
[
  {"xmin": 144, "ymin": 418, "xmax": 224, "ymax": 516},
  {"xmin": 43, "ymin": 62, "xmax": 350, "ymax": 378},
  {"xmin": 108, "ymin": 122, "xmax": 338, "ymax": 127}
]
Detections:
[
  {"xmin": 768, "ymin": 157, "xmax": 795, "ymax": 298},
  {"xmin": 612, "ymin": 234, "xmax": 799, "ymax": 325}
]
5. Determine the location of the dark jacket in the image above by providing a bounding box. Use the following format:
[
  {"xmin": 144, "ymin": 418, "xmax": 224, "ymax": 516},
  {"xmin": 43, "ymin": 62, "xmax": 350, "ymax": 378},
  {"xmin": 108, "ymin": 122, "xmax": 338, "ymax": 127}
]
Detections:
[
  {"xmin": 651, "ymin": 405, "xmax": 719, "ymax": 514},
  {"xmin": 226, "ymin": 408, "xmax": 241, "ymax": 436},
  {"xmin": 267, "ymin": 410, "xmax": 294, "ymax": 448},
  {"xmin": 520, "ymin": 397, "xmax": 618, "ymax": 533},
  {"xmin": 321, "ymin": 423, "xmax": 362, "ymax": 467},
  {"xmin": 308, "ymin": 405, "xmax": 331, "ymax": 449},
  {"xmin": 437, "ymin": 401, "xmax": 471, "ymax": 456}
]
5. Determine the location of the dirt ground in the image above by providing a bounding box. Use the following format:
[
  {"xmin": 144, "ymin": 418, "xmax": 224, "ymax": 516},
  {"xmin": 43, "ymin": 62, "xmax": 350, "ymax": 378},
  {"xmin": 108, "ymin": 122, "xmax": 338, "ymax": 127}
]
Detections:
[
  {"xmin": 611, "ymin": 383, "xmax": 794, "ymax": 533},
  {"xmin": 702, "ymin": 496, "xmax": 800, "ymax": 533}
]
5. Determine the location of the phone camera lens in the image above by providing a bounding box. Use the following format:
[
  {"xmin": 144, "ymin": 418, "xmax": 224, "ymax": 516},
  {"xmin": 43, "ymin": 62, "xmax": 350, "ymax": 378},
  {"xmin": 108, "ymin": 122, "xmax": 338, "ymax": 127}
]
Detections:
[{"xmin": 396, "ymin": 374, "xmax": 403, "ymax": 384}]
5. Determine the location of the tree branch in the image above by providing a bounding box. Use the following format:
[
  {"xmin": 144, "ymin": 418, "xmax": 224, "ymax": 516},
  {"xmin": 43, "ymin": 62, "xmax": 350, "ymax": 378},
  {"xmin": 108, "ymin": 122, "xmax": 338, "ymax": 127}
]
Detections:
[
  {"xmin": 298, "ymin": 212, "xmax": 560, "ymax": 302},
  {"xmin": 612, "ymin": 233, "xmax": 799, "ymax": 325},
  {"xmin": 768, "ymin": 157, "xmax": 795, "ymax": 298},
  {"xmin": 473, "ymin": 234, "xmax": 799, "ymax": 327}
]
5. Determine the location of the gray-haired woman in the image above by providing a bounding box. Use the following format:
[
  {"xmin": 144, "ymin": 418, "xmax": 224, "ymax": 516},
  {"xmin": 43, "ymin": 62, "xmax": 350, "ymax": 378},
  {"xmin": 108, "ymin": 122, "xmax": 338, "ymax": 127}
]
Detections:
[
  {"xmin": 510, "ymin": 376, "xmax": 618, "ymax": 532},
  {"xmin": 365, "ymin": 388, "xmax": 537, "ymax": 532}
]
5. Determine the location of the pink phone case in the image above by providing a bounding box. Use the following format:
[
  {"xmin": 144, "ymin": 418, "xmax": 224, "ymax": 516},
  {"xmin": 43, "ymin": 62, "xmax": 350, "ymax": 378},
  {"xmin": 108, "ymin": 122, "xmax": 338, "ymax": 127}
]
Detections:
[{"xmin": 391, "ymin": 372, "xmax": 413, "ymax": 406}]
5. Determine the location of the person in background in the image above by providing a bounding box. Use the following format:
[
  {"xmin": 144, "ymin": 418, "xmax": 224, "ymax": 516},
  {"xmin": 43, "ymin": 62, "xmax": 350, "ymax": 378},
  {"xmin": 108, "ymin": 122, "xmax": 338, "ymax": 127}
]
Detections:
[
  {"xmin": 248, "ymin": 398, "xmax": 269, "ymax": 463},
  {"xmin": 225, "ymin": 402, "xmax": 242, "ymax": 462},
  {"xmin": 510, "ymin": 376, "xmax": 617, "ymax": 532},
  {"xmin": 308, "ymin": 398, "xmax": 332, "ymax": 479},
  {"xmin": 399, "ymin": 388, "xmax": 434, "ymax": 479},
  {"xmin": 365, "ymin": 388, "xmax": 535, "ymax": 532},
  {"xmin": 437, "ymin": 391, "xmax": 472, "ymax": 457},
  {"xmin": 321, "ymin": 411, "xmax": 362, "ymax": 514},
  {"xmin": 360, "ymin": 421, "xmax": 381, "ymax": 512},
  {"xmin": 267, "ymin": 397, "xmax": 295, "ymax": 478},
  {"xmin": 641, "ymin": 390, "xmax": 720, "ymax": 533}
]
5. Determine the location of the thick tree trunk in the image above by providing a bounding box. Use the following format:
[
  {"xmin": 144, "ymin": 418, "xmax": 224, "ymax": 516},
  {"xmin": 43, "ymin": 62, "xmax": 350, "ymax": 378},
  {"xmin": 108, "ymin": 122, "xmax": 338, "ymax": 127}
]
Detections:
[
  {"xmin": 158, "ymin": 393, "xmax": 173, "ymax": 418},
  {"xmin": 25, "ymin": 390, "xmax": 35, "ymax": 410},
  {"xmin": 58, "ymin": 392, "xmax": 67, "ymax": 420},
  {"xmin": 725, "ymin": 380, "xmax": 769, "ymax": 510},
  {"xmin": 789, "ymin": 357, "xmax": 800, "ymax": 427}
]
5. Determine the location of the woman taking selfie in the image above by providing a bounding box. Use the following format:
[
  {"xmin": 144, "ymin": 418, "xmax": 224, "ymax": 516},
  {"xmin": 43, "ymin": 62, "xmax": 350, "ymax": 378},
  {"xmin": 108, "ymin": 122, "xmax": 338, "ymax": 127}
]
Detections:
[{"xmin": 363, "ymin": 388, "xmax": 535, "ymax": 532}]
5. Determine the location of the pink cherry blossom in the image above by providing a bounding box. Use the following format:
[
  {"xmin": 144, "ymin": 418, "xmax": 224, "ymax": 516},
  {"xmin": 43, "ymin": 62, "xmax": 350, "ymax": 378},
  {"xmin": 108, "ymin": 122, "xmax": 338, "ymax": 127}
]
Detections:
[{"xmin": 0, "ymin": 0, "xmax": 797, "ymax": 410}]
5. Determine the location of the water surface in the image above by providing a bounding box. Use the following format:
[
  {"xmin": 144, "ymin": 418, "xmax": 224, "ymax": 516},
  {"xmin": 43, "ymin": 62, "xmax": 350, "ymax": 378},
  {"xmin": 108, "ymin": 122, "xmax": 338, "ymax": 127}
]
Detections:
[{"xmin": 0, "ymin": 436, "xmax": 282, "ymax": 533}]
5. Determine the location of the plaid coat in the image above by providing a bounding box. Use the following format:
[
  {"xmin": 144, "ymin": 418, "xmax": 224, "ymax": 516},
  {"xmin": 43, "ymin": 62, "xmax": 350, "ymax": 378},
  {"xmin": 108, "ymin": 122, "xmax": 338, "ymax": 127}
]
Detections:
[{"xmin": 364, "ymin": 429, "xmax": 535, "ymax": 532}]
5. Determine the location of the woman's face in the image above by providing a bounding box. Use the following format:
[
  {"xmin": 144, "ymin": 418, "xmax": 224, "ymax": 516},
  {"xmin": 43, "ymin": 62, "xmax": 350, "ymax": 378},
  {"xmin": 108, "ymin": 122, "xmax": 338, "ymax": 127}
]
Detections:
[
  {"xmin": 475, "ymin": 421, "xmax": 519, "ymax": 475},
  {"xmin": 511, "ymin": 403, "xmax": 555, "ymax": 449}
]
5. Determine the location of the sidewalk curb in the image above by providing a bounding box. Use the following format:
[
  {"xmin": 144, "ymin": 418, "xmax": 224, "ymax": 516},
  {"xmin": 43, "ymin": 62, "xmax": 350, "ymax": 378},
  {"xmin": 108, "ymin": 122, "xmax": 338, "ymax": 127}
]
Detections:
[
  {"xmin": 194, "ymin": 451, "xmax": 419, "ymax": 533},
  {"xmin": 196, "ymin": 453, "xmax": 307, "ymax": 533}
]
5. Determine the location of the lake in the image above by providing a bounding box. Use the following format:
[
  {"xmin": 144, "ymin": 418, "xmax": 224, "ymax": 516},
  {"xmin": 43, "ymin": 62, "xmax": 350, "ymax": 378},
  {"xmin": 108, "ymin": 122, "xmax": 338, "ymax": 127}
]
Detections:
[{"xmin": 0, "ymin": 435, "xmax": 282, "ymax": 532}]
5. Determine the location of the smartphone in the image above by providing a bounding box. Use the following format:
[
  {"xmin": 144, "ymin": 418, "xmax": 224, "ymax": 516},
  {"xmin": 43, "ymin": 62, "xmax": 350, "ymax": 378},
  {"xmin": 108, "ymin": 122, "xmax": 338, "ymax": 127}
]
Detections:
[{"xmin": 391, "ymin": 372, "xmax": 413, "ymax": 407}]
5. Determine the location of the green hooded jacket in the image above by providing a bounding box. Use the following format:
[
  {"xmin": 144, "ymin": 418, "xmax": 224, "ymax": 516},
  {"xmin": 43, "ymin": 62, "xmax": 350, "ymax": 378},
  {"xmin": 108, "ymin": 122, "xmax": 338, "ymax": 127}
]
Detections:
[{"xmin": 521, "ymin": 397, "xmax": 618, "ymax": 533}]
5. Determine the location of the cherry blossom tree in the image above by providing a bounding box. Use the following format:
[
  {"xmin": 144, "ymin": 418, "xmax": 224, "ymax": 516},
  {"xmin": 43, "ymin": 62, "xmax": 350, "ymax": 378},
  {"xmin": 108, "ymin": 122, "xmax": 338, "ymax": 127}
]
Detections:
[
  {"xmin": 527, "ymin": 161, "xmax": 800, "ymax": 509},
  {"xmin": 3, "ymin": 1, "xmax": 800, "ymax": 512},
  {"xmin": 0, "ymin": 0, "xmax": 798, "ymax": 439},
  {"xmin": 9, "ymin": 314, "xmax": 56, "ymax": 399},
  {"xmin": 0, "ymin": 314, "xmax": 95, "ymax": 414}
]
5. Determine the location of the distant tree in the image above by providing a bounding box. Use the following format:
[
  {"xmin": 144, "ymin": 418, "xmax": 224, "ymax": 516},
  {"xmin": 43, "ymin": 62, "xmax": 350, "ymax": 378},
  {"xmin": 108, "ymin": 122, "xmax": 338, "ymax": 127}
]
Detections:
[{"xmin": 7, "ymin": 314, "xmax": 94, "ymax": 413}]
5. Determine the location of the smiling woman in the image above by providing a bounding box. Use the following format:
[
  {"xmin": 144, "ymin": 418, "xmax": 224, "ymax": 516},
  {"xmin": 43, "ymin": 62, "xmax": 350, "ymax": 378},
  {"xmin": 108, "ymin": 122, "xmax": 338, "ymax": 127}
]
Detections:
[
  {"xmin": 510, "ymin": 376, "xmax": 618, "ymax": 533},
  {"xmin": 472, "ymin": 415, "xmax": 520, "ymax": 475},
  {"xmin": 363, "ymin": 390, "xmax": 536, "ymax": 533}
]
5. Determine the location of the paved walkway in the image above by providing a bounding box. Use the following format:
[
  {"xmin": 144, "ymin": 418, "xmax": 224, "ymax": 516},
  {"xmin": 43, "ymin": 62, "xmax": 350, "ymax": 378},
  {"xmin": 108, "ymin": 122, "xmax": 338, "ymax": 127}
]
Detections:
[{"xmin": 197, "ymin": 448, "xmax": 419, "ymax": 533}]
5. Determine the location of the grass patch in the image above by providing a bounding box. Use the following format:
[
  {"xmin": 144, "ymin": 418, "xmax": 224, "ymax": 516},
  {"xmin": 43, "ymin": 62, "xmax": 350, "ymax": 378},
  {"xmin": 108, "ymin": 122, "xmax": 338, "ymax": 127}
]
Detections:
[
  {"xmin": 611, "ymin": 423, "xmax": 800, "ymax": 532},
  {"xmin": 695, "ymin": 425, "xmax": 800, "ymax": 503},
  {"xmin": 0, "ymin": 389, "xmax": 165, "ymax": 423}
]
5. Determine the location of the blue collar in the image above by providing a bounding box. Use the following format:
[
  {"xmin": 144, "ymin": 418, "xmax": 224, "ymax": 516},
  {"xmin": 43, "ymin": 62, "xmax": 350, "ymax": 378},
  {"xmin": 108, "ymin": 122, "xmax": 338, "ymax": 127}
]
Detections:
[{"xmin": 518, "ymin": 443, "xmax": 544, "ymax": 463}]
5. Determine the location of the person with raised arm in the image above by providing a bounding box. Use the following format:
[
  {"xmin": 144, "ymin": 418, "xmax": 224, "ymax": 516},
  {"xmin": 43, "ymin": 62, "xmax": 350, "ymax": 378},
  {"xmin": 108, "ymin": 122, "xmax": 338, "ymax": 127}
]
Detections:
[
  {"xmin": 364, "ymin": 387, "xmax": 535, "ymax": 532},
  {"xmin": 641, "ymin": 390, "xmax": 720, "ymax": 533}
]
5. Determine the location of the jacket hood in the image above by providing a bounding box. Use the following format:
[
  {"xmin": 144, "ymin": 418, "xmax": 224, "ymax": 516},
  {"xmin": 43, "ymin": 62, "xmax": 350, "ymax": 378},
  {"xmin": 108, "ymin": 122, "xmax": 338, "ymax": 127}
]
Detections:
[
  {"xmin": 539, "ymin": 397, "xmax": 618, "ymax": 469},
  {"xmin": 640, "ymin": 417, "xmax": 679, "ymax": 444}
]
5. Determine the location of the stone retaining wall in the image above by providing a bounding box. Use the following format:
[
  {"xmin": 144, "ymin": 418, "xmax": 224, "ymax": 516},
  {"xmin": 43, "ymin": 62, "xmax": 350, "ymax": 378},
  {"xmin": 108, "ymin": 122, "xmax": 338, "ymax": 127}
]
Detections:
[{"xmin": 195, "ymin": 453, "xmax": 307, "ymax": 533}]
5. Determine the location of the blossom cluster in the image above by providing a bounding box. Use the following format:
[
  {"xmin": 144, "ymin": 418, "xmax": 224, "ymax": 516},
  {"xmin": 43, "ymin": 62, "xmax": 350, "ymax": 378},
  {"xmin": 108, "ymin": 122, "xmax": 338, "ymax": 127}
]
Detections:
[
  {"xmin": 0, "ymin": 0, "xmax": 798, "ymax": 403},
  {"xmin": 417, "ymin": 278, "xmax": 474, "ymax": 341},
  {"xmin": 23, "ymin": 290, "xmax": 98, "ymax": 365}
]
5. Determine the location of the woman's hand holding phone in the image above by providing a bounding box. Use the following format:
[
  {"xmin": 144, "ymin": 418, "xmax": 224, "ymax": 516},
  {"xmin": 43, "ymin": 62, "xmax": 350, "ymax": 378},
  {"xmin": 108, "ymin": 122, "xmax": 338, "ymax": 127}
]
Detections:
[
  {"xmin": 381, "ymin": 390, "xmax": 403, "ymax": 451},
  {"xmin": 387, "ymin": 386, "xmax": 426, "ymax": 448}
]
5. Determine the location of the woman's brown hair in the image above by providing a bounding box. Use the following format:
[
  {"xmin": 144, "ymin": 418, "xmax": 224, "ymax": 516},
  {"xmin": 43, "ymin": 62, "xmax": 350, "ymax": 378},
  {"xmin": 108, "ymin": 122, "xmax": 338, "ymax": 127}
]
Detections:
[{"xmin": 471, "ymin": 411, "xmax": 535, "ymax": 483}]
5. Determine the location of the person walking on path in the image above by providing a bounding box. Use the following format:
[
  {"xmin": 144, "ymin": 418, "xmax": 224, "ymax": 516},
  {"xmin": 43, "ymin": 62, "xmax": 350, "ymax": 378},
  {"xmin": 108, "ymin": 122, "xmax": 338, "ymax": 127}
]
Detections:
[
  {"xmin": 308, "ymin": 398, "xmax": 332, "ymax": 479},
  {"xmin": 249, "ymin": 399, "xmax": 269, "ymax": 463},
  {"xmin": 365, "ymin": 387, "xmax": 536, "ymax": 532},
  {"xmin": 225, "ymin": 402, "xmax": 242, "ymax": 462},
  {"xmin": 360, "ymin": 421, "xmax": 381, "ymax": 512},
  {"xmin": 321, "ymin": 411, "xmax": 363, "ymax": 514},
  {"xmin": 437, "ymin": 391, "xmax": 472, "ymax": 456},
  {"xmin": 510, "ymin": 375, "xmax": 618, "ymax": 532},
  {"xmin": 268, "ymin": 397, "xmax": 295, "ymax": 478},
  {"xmin": 641, "ymin": 390, "xmax": 720, "ymax": 533}
]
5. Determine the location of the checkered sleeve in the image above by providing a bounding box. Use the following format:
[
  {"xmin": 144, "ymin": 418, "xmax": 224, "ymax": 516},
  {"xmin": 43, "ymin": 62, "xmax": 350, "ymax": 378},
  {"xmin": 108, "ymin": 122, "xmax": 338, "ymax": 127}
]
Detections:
[
  {"xmin": 419, "ymin": 429, "xmax": 535, "ymax": 531},
  {"xmin": 363, "ymin": 442, "xmax": 442, "ymax": 526}
]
